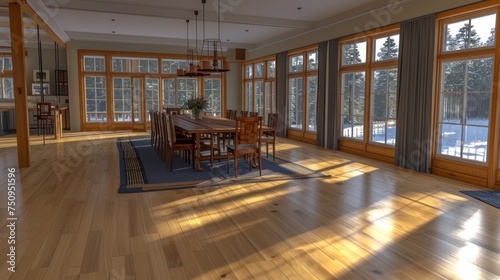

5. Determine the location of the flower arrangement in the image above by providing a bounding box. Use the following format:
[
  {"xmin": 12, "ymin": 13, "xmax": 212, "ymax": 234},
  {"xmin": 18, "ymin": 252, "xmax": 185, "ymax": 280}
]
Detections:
[{"xmin": 185, "ymin": 97, "xmax": 207, "ymax": 119}]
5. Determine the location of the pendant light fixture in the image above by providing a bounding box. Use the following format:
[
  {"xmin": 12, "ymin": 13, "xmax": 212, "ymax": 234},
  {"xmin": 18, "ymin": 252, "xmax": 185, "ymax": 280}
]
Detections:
[
  {"xmin": 199, "ymin": 0, "xmax": 230, "ymax": 72},
  {"xmin": 177, "ymin": 11, "xmax": 209, "ymax": 77}
]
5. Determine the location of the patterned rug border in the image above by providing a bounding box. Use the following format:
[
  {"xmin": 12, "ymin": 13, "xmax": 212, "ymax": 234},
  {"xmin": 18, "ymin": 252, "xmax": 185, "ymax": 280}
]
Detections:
[{"xmin": 118, "ymin": 138, "xmax": 330, "ymax": 193}]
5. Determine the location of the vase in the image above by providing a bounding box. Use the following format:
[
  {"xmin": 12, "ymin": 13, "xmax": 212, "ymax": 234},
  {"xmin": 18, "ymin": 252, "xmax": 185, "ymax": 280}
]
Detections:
[{"xmin": 191, "ymin": 109, "xmax": 203, "ymax": 119}]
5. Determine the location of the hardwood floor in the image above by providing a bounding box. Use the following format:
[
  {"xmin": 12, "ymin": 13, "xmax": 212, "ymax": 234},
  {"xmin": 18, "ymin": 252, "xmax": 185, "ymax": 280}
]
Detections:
[{"xmin": 0, "ymin": 131, "xmax": 499, "ymax": 279}]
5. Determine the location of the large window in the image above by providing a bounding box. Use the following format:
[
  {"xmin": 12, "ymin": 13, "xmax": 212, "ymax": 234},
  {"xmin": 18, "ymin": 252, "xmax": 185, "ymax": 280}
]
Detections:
[
  {"xmin": 287, "ymin": 48, "xmax": 318, "ymax": 138},
  {"xmin": 340, "ymin": 30, "xmax": 399, "ymax": 147},
  {"xmin": 80, "ymin": 52, "xmax": 225, "ymax": 130},
  {"xmin": 242, "ymin": 56, "xmax": 276, "ymax": 123},
  {"xmin": 84, "ymin": 76, "xmax": 107, "ymax": 122},
  {"xmin": 436, "ymin": 12, "xmax": 496, "ymax": 163}
]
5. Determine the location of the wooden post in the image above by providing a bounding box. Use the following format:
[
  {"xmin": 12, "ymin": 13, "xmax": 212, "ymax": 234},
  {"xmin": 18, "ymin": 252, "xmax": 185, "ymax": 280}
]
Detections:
[{"xmin": 9, "ymin": 2, "xmax": 30, "ymax": 168}]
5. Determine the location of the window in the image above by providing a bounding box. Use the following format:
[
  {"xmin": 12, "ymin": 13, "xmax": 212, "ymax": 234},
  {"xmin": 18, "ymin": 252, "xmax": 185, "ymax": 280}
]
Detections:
[
  {"xmin": 145, "ymin": 78, "xmax": 160, "ymax": 119},
  {"xmin": 444, "ymin": 14, "xmax": 496, "ymax": 52},
  {"xmin": 242, "ymin": 56, "xmax": 276, "ymax": 123},
  {"xmin": 437, "ymin": 58, "xmax": 492, "ymax": 162},
  {"xmin": 85, "ymin": 76, "xmax": 107, "ymax": 122},
  {"xmin": 374, "ymin": 35, "xmax": 400, "ymax": 61},
  {"xmin": 289, "ymin": 77, "xmax": 303, "ymax": 129},
  {"xmin": 163, "ymin": 78, "xmax": 198, "ymax": 108},
  {"xmin": 436, "ymin": 11, "xmax": 497, "ymax": 163},
  {"xmin": 162, "ymin": 59, "xmax": 186, "ymax": 74},
  {"xmin": 204, "ymin": 77, "xmax": 222, "ymax": 117},
  {"xmin": 84, "ymin": 56, "xmax": 105, "ymax": 72},
  {"xmin": 113, "ymin": 57, "xmax": 158, "ymax": 73},
  {"xmin": 0, "ymin": 78, "xmax": 14, "ymax": 99},
  {"xmin": 244, "ymin": 81, "xmax": 253, "ymax": 111},
  {"xmin": 287, "ymin": 48, "xmax": 318, "ymax": 138},
  {"xmin": 371, "ymin": 68, "xmax": 397, "ymax": 144},
  {"xmin": 113, "ymin": 77, "xmax": 132, "ymax": 122},
  {"xmin": 342, "ymin": 41, "xmax": 367, "ymax": 65},
  {"xmin": 341, "ymin": 72, "xmax": 365, "ymax": 139},
  {"xmin": 340, "ymin": 30, "xmax": 399, "ymax": 146},
  {"xmin": 162, "ymin": 78, "xmax": 175, "ymax": 108}
]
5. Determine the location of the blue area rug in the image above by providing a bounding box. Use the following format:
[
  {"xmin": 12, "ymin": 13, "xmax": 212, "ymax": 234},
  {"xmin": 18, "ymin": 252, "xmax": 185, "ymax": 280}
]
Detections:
[
  {"xmin": 460, "ymin": 190, "xmax": 500, "ymax": 209},
  {"xmin": 117, "ymin": 138, "xmax": 328, "ymax": 193}
]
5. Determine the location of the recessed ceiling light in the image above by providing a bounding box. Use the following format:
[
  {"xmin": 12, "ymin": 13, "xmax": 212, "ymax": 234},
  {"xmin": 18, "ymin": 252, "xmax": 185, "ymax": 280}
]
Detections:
[
  {"xmin": 112, "ymin": 31, "xmax": 116, "ymax": 34},
  {"xmin": 245, "ymin": 29, "xmax": 249, "ymax": 32},
  {"xmin": 111, "ymin": 18, "xmax": 116, "ymax": 21},
  {"xmin": 297, "ymin": 7, "xmax": 302, "ymax": 10}
]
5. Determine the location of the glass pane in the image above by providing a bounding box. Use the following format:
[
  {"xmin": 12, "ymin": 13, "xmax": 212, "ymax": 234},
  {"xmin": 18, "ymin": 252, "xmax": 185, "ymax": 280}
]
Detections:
[
  {"xmin": 307, "ymin": 51, "xmax": 318, "ymax": 71},
  {"xmin": 306, "ymin": 76, "xmax": 317, "ymax": 132},
  {"xmin": 439, "ymin": 92, "xmax": 463, "ymax": 123},
  {"xmin": 466, "ymin": 58, "xmax": 493, "ymax": 92},
  {"xmin": 255, "ymin": 62, "xmax": 264, "ymax": 78},
  {"xmin": 371, "ymin": 93, "xmax": 387, "ymax": 118},
  {"xmin": 463, "ymin": 125, "xmax": 488, "ymax": 161},
  {"xmin": 267, "ymin": 61, "xmax": 276, "ymax": 78},
  {"xmin": 371, "ymin": 118, "xmax": 386, "ymax": 144},
  {"xmin": 289, "ymin": 77, "xmax": 303, "ymax": 129},
  {"xmin": 444, "ymin": 13, "xmax": 496, "ymax": 51},
  {"xmin": 442, "ymin": 61, "xmax": 466, "ymax": 92},
  {"xmin": 289, "ymin": 55, "xmax": 303, "ymax": 72},
  {"xmin": 466, "ymin": 93, "xmax": 490, "ymax": 125},
  {"xmin": 245, "ymin": 82, "xmax": 253, "ymax": 111},
  {"xmin": 342, "ymin": 41, "xmax": 366, "ymax": 65},
  {"xmin": 245, "ymin": 65, "xmax": 253, "ymax": 79},
  {"xmin": 374, "ymin": 35, "xmax": 399, "ymax": 61}
]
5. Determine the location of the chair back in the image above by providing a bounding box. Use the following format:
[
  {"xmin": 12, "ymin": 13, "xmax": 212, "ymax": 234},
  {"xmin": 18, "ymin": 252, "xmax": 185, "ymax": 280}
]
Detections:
[
  {"xmin": 37, "ymin": 102, "xmax": 52, "ymax": 116},
  {"xmin": 235, "ymin": 117, "xmax": 262, "ymax": 147},
  {"xmin": 165, "ymin": 114, "xmax": 176, "ymax": 146},
  {"xmin": 267, "ymin": 113, "xmax": 278, "ymax": 128},
  {"xmin": 226, "ymin": 109, "xmax": 237, "ymax": 120},
  {"xmin": 240, "ymin": 110, "xmax": 249, "ymax": 117},
  {"xmin": 267, "ymin": 113, "xmax": 278, "ymax": 135},
  {"xmin": 249, "ymin": 112, "xmax": 258, "ymax": 117},
  {"xmin": 165, "ymin": 107, "xmax": 182, "ymax": 115}
]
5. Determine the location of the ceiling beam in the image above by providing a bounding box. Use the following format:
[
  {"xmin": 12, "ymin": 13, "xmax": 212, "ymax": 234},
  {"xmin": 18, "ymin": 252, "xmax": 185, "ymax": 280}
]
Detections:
[{"xmin": 12, "ymin": 0, "xmax": 69, "ymax": 48}]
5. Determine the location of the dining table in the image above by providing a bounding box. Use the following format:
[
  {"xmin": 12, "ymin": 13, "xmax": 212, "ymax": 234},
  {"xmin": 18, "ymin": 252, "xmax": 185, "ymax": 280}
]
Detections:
[{"xmin": 170, "ymin": 114, "xmax": 273, "ymax": 171}]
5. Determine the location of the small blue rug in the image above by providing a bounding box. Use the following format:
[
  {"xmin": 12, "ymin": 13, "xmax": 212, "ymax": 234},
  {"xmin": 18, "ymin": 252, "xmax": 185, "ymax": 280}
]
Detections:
[
  {"xmin": 460, "ymin": 190, "xmax": 500, "ymax": 209},
  {"xmin": 118, "ymin": 138, "xmax": 328, "ymax": 193}
]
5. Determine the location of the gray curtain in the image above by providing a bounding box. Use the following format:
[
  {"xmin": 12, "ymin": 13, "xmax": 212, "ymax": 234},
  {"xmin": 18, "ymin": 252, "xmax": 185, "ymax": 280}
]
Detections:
[
  {"xmin": 276, "ymin": 51, "xmax": 287, "ymax": 138},
  {"xmin": 327, "ymin": 38, "xmax": 339, "ymax": 150},
  {"xmin": 316, "ymin": 41, "xmax": 328, "ymax": 147},
  {"xmin": 395, "ymin": 15, "xmax": 435, "ymax": 173}
]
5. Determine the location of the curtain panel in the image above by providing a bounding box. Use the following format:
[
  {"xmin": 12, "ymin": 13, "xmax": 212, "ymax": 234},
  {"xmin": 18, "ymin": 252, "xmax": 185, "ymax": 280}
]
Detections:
[{"xmin": 395, "ymin": 14, "xmax": 436, "ymax": 173}]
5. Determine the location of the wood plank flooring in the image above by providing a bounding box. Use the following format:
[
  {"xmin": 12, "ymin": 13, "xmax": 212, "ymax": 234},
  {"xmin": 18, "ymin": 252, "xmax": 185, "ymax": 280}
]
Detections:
[{"xmin": 0, "ymin": 131, "xmax": 499, "ymax": 279}]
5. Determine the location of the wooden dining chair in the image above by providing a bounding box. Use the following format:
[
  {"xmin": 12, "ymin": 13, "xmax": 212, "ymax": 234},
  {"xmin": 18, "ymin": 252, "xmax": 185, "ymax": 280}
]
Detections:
[
  {"xmin": 165, "ymin": 114, "xmax": 195, "ymax": 171},
  {"xmin": 260, "ymin": 113, "xmax": 278, "ymax": 161},
  {"xmin": 249, "ymin": 111, "xmax": 258, "ymax": 117},
  {"xmin": 240, "ymin": 110, "xmax": 249, "ymax": 117},
  {"xmin": 149, "ymin": 110, "xmax": 157, "ymax": 148},
  {"xmin": 226, "ymin": 109, "xmax": 237, "ymax": 120},
  {"xmin": 226, "ymin": 116, "xmax": 262, "ymax": 178},
  {"xmin": 36, "ymin": 102, "xmax": 54, "ymax": 135}
]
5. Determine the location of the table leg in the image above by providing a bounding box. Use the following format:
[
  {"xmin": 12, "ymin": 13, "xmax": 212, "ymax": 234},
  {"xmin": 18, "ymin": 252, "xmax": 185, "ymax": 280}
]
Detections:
[{"xmin": 195, "ymin": 133, "xmax": 203, "ymax": 171}]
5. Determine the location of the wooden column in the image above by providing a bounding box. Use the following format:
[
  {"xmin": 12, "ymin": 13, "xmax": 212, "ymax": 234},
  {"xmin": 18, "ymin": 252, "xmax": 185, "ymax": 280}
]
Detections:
[{"xmin": 9, "ymin": 2, "xmax": 30, "ymax": 168}]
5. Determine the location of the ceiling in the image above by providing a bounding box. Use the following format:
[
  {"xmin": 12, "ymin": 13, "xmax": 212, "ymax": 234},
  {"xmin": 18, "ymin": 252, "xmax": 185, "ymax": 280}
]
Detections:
[
  {"xmin": 0, "ymin": 0, "xmax": 392, "ymax": 51},
  {"xmin": 0, "ymin": 0, "xmax": 482, "ymax": 54}
]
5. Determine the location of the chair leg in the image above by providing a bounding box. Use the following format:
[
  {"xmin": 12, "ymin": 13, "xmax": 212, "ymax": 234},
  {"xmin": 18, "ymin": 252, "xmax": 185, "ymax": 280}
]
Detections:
[
  {"xmin": 272, "ymin": 143, "xmax": 275, "ymax": 161},
  {"xmin": 234, "ymin": 154, "xmax": 238, "ymax": 178}
]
